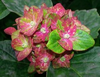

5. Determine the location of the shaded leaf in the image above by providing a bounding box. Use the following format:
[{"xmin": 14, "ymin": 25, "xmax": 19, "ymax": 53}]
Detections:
[
  {"xmin": 0, "ymin": 40, "xmax": 34, "ymax": 77},
  {"xmin": 0, "ymin": 0, "xmax": 10, "ymax": 19},
  {"xmin": 2, "ymin": 0, "xmax": 53, "ymax": 16},
  {"xmin": 74, "ymin": 9, "xmax": 100, "ymax": 39},
  {"xmin": 47, "ymin": 46, "xmax": 100, "ymax": 77}
]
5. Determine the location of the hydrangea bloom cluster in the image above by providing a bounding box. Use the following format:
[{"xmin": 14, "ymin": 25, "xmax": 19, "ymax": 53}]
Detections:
[{"xmin": 4, "ymin": 3, "xmax": 94, "ymax": 74}]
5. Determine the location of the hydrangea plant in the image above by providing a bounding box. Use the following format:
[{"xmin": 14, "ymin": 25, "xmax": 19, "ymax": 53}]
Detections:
[{"xmin": 4, "ymin": 3, "xmax": 95, "ymax": 75}]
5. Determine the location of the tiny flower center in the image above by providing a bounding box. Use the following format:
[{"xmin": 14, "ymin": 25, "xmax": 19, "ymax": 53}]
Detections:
[
  {"xmin": 30, "ymin": 21, "xmax": 36, "ymax": 27},
  {"xmin": 63, "ymin": 34, "xmax": 70, "ymax": 39},
  {"xmin": 43, "ymin": 57, "xmax": 49, "ymax": 63},
  {"xmin": 40, "ymin": 28, "xmax": 46, "ymax": 33},
  {"xmin": 22, "ymin": 42, "xmax": 28, "ymax": 48},
  {"xmin": 60, "ymin": 56, "xmax": 65, "ymax": 62}
]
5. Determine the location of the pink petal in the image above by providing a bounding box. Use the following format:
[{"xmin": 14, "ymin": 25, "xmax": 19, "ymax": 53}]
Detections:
[
  {"xmin": 67, "ymin": 25, "xmax": 76, "ymax": 37},
  {"xmin": 62, "ymin": 18, "xmax": 77, "ymax": 37},
  {"xmin": 27, "ymin": 55, "xmax": 33, "ymax": 62},
  {"xmin": 49, "ymin": 3, "xmax": 65, "ymax": 17},
  {"xmin": 18, "ymin": 17, "xmax": 38, "ymax": 36},
  {"xmin": 35, "ymin": 52, "xmax": 52, "ymax": 71},
  {"xmin": 4, "ymin": 27, "xmax": 16, "ymax": 35},
  {"xmin": 64, "ymin": 52, "xmax": 74, "ymax": 60},
  {"xmin": 49, "ymin": 14, "xmax": 60, "ymax": 30},
  {"xmin": 17, "ymin": 47, "xmax": 32, "ymax": 61},
  {"xmin": 34, "ymin": 24, "xmax": 50, "ymax": 41},
  {"xmin": 33, "ymin": 43, "xmax": 46, "ymax": 57},
  {"xmin": 23, "ymin": 5, "xmax": 29, "ymax": 16},
  {"xmin": 16, "ymin": 6, "xmax": 43, "ymax": 36},
  {"xmin": 51, "ymin": 20, "xmax": 57, "ymax": 30},
  {"xmin": 58, "ymin": 38, "xmax": 73, "ymax": 51},
  {"xmin": 41, "ymin": 3, "xmax": 49, "ymax": 10},
  {"xmin": 52, "ymin": 52, "xmax": 74, "ymax": 68},
  {"xmin": 11, "ymin": 38, "xmax": 24, "ymax": 51},
  {"xmin": 65, "ymin": 9, "xmax": 75, "ymax": 17},
  {"xmin": 35, "ymin": 31, "xmax": 47, "ymax": 41},
  {"xmin": 33, "ymin": 35, "xmax": 43, "ymax": 43}
]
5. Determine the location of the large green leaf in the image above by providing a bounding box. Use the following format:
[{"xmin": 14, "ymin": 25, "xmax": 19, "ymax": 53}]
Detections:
[
  {"xmin": 47, "ymin": 30, "xmax": 65, "ymax": 54},
  {"xmin": 0, "ymin": 40, "xmax": 34, "ymax": 77},
  {"xmin": 74, "ymin": 9, "xmax": 100, "ymax": 39},
  {"xmin": 47, "ymin": 46, "xmax": 100, "ymax": 77},
  {"xmin": 0, "ymin": 1, "xmax": 10, "ymax": 19},
  {"xmin": 2, "ymin": 0, "xmax": 53, "ymax": 16},
  {"xmin": 73, "ymin": 29, "xmax": 95, "ymax": 51}
]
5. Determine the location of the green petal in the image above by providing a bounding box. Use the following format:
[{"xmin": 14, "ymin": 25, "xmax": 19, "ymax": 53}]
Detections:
[
  {"xmin": 72, "ymin": 29, "xmax": 95, "ymax": 51},
  {"xmin": 47, "ymin": 30, "xmax": 65, "ymax": 54}
]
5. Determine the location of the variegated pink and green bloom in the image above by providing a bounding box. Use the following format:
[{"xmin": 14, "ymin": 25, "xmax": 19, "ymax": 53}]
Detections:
[
  {"xmin": 4, "ymin": 3, "xmax": 95, "ymax": 74},
  {"xmin": 49, "ymin": 3, "xmax": 65, "ymax": 17},
  {"xmin": 58, "ymin": 18, "xmax": 76, "ymax": 51},
  {"xmin": 11, "ymin": 30, "xmax": 33, "ymax": 61},
  {"xmin": 52, "ymin": 52, "xmax": 74, "ymax": 68},
  {"xmin": 35, "ymin": 51, "xmax": 54, "ymax": 73},
  {"xmin": 33, "ymin": 23, "xmax": 50, "ymax": 42},
  {"xmin": 32, "ymin": 43, "xmax": 46, "ymax": 57},
  {"xmin": 16, "ymin": 6, "xmax": 43, "ymax": 36}
]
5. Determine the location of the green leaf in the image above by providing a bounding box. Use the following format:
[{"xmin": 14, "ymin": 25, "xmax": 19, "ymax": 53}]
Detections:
[
  {"xmin": 28, "ymin": 64, "xmax": 35, "ymax": 73},
  {"xmin": 74, "ymin": 9, "xmax": 100, "ymax": 39},
  {"xmin": 46, "ymin": 30, "xmax": 65, "ymax": 54},
  {"xmin": 73, "ymin": 29, "xmax": 95, "ymax": 51},
  {"xmin": 57, "ymin": 20, "xmax": 64, "ymax": 31},
  {"xmin": 0, "ymin": 1, "xmax": 10, "ymax": 19},
  {"xmin": 95, "ymin": 34, "xmax": 100, "ymax": 46},
  {"xmin": 47, "ymin": 46, "xmax": 100, "ymax": 77},
  {"xmin": 0, "ymin": 40, "xmax": 34, "ymax": 77},
  {"xmin": 2, "ymin": 0, "xmax": 53, "ymax": 16}
]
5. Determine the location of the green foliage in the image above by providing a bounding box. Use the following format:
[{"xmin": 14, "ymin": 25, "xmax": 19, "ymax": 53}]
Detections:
[
  {"xmin": 0, "ymin": 0, "xmax": 10, "ymax": 19},
  {"xmin": 47, "ymin": 47, "xmax": 100, "ymax": 77},
  {"xmin": 2, "ymin": 0, "xmax": 53, "ymax": 16},
  {"xmin": 0, "ymin": 40, "xmax": 34, "ymax": 77},
  {"xmin": 74, "ymin": 9, "xmax": 100, "ymax": 39},
  {"xmin": 47, "ymin": 30, "xmax": 65, "ymax": 54}
]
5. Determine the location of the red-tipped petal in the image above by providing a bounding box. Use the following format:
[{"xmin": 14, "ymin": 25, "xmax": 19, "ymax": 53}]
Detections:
[
  {"xmin": 24, "ymin": 5, "xmax": 29, "ymax": 16},
  {"xmin": 41, "ymin": 3, "xmax": 48, "ymax": 10},
  {"xmin": 11, "ymin": 38, "xmax": 24, "ymax": 51},
  {"xmin": 52, "ymin": 52, "xmax": 74, "ymax": 68},
  {"xmin": 4, "ymin": 27, "xmax": 16, "ymax": 35},
  {"xmin": 17, "ymin": 48, "xmax": 32, "ymax": 61},
  {"xmin": 58, "ymin": 38, "xmax": 73, "ymax": 51},
  {"xmin": 65, "ymin": 9, "xmax": 75, "ymax": 17},
  {"xmin": 33, "ymin": 23, "xmax": 50, "ymax": 42},
  {"xmin": 49, "ymin": 3, "xmax": 65, "ymax": 17},
  {"xmin": 67, "ymin": 25, "xmax": 76, "ymax": 37}
]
